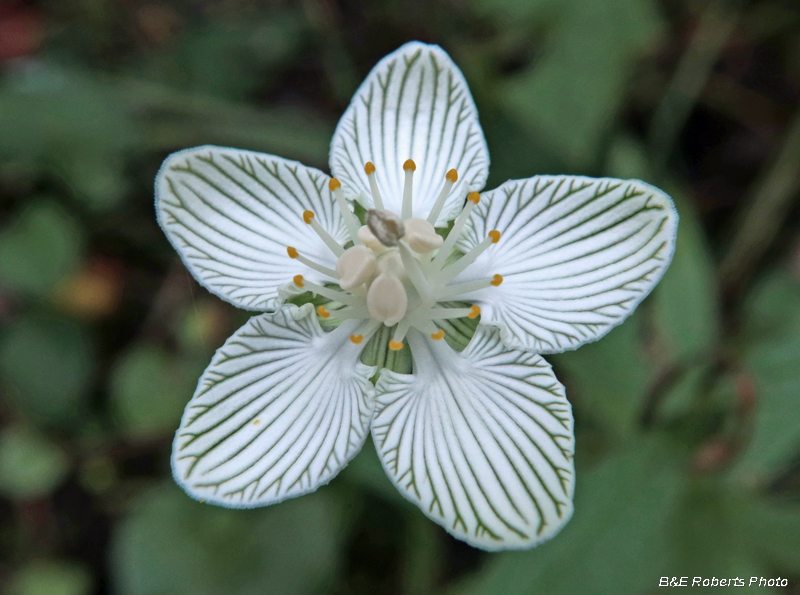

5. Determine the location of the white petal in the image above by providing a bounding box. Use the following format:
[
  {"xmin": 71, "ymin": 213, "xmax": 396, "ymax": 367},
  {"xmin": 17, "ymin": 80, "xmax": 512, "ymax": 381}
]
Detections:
[
  {"xmin": 172, "ymin": 305, "xmax": 375, "ymax": 507},
  {"xmin": 371, "ymin": 327, "xmax": 575, "ymax": 550},
  {"xmin": 454, "ymin": 176, "xmax": 678, "ymax": 354},
  {"xmin": 330, "ymin": 42, "xmax": 489, "ymax": 226},
  {"xmin": 156, "ymin": 146, "xmax": 348, "ymax": 311}
]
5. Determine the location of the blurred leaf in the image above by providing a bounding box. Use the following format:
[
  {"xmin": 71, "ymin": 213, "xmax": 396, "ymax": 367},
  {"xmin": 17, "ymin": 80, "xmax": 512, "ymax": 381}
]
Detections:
[
  {"xmin": 0, "ymin": 199, "xmax": 84, "ymax": 296},
  {"xmin": 112, "ymin": 483, "xmax": 345, "ymax": 595},
  {"xmin": 0, "ymin": 425, "xmax": 69, "ymax": 499},
  {"xmin": 745, "ymin": 499, "xmax": 800, "ymax": 575},
  {"xmin": 665, "ymin": 479, "xmax": 750, "ymax": 579},
  {"xmin": 143, "ymin": 15, "xmax": 307, "ymax": 100},
  {"xmin": 733, "ymin": 271, "xmax": 800, "ymax": 482},
  {"xmin": 8, "ymin": 560, "xmax": 93, "ymax": 595},
  {"xmin": 490, "ymin": 0, "xmax": 664, "ymax": 167},
  {"xmin": 0, "ymin": 63, "xmax": 141, "ymax": 210},
  {"xmin": 0, "ymin": 316, "xmax": 95, "ymax": 424},
  {"xmin": 340, "ymin": 439, "xmax": 412, "ymax": 510},
  {"xmin": 109, "ymin": 343, "xmax": 201, "ymax": 436},
  {"xmin": 451, "ymin": 437, "xmax": 683, "ymax": 595},
  {"xmin": 650, "ymin": 183, "xmax": 721, "ymax": 362},
  {"xmin": 550, "ymin": 311, "xmax": 653, "ymax": 438}
]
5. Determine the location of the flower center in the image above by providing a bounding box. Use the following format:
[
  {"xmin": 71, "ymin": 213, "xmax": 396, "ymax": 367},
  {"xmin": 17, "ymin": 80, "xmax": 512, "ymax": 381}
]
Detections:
[{"xmin": 288, "ymin": 160, "xmax": 502, "ymax": 351}]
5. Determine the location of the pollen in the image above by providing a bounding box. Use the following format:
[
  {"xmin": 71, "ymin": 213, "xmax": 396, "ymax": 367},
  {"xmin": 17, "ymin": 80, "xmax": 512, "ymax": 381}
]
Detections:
[
  {"xmin": 491, "ymin": 274, "xmax": 504, "ymax": 287},
  {"xmin": 328, "ymin": 178, "xmax": 341, "ymax": 191},
  {"xmin": 403, "ymin": 159, "xmax": 416, "ymax": 171},
  {"xmin": 446, "ymin": 168, "xmax": 458, "ymax": 182},
  {"xmin": 253, "ymin": 419, "xmax": 261, "ymax": 425},
  {"xmin": 489, "ymin": 230, "xmax": 501, "ymax": 243},
  {"xmin": 364, "ymin": 161, "xmax": 376, "ymax": 175},
  {"xmin": 468, "ymin": 305, "xmax": 481, "ymax": 319},
  {"xmin": 303, "ymin": 210, "xmax": 315, "ymax": 224},
  {"xmin": 287, "ymin": 246, "xmax": 298, "ymax": 258},
  {"xmin": 317, "ymin": 305, "xmax": 330, "ymax": 318},
  {"xmin": 430, "ymin": 329, "xmax": 445, "ymax": 341},
  {"xmin": 293, "ymin": 274, "xmax": 304, "ymax": 288},
  {"xmin": 350, "ymin": 334, "xmax": 363, "ymax": 344},
  {"xmin": 389, "ymin": 340, "xmax": 404, "ymax": 351},
  {"xmin": 467, "ymin": 192, "xmax": 480, "ymax": 204}
]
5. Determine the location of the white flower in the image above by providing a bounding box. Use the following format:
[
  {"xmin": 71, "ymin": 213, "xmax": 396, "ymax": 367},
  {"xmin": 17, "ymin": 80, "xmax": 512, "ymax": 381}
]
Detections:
[{"xmin": 155, "ymin": 42, "xmax": 678, "ymax": 551}]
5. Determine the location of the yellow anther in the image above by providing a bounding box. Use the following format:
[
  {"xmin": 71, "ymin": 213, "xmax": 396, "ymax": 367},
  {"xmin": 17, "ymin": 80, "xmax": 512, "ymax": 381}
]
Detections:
[
  {"xmin": 389, "ymin": 340, "xmax": 404, "ymax": 351},
  {"xmin": 328, "ymin": 178, "xmax": 342, "ymax": 191},
  {"xmin": 403, "ymin": 159, "xmax": 416, "ymax": 171},
  {"xmin": 491, "ymin": 274, "xmax": 504, "ymax": 287},
  {"xmin": 468, "ymin": 305, "xmax": 481, "ymax": 319},
  {"xmin": 317, "ymin": 306, "xmax": 330, "ymax": 318},
  {"xmin": 430, "ymin": 329, "xmax": 445, "ymax": 341},
  {"xmin": 293, "ymin": 274, "xmax": 304, "ymax": 288},
  {"xmin": 350, "ymin": 334, "xmax": 363, "ymax": 344},
  {"xmin": 446, "ymin": 168, "xmax": 458, "ymax": 182},
  {"xmin": 364, "ymin": 162, "xmax": 376, "ymax": 175},
  {"xmin": 467, "ymin": 192, "xmax": 480, "ymax": 204},
  {"xmin": 303, "ymin": 210, "xmax": 315, "ymax": 224},
  {"xmin": 488, "ymin": 230, "xmax": 501, "ymax": 244},
  {"xmin": 287, "ymin": 246, "xmax": 298, "ymax": 258},
  {"xmin": 253, "ymin": 419, "xmax": 261, "ymax": 425}
]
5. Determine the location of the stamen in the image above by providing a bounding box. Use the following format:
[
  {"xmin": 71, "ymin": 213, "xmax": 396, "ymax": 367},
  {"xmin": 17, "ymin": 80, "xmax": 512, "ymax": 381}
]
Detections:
[
  {"xmin": 427, "ymin": 169, "xmax": 458, "ymax": 224},
  {"xmin": 438, "ymin": 230, "xmax": 500, "ymax": 284},
  {"xmin": 391, "ymin": 318, "xmax": 412, "ymax": 347},
  {"xmin": 329, "ymin": 178, "xmax": 361, "ymax": 244},
  {"xmin": 364, "ymin": 162, "xmax": 384, "ymax": 210},
  {"xmin": 402, "ymin": 159, "xmax": 415, "ymax": 220},
  {"xmin": 350, "ymin": 319, "xmax": 381, "ymax": 345},
  {"xmin": 318, "ymin": 305, "xmax": 330, "ymax": 318},
  {"xmin": 430, "ymin": 191, "xmax": 481, "ymax": 272},
  {"xmin": 430, "ymin": 329, "xmax": 445, "ymax": 341},
  {"xmin": 286, "ymin": 246, "xmax": 337, "ymax": 278},
  {"xmin": 398, "ymin": 242, "xmax": 436, "ymax": 307},
  {"xmin": 322, "ymin": 306, "xmax": 371, "ymax": 320},
  {"xmin": 413, "ymin": 306, "xmax": 475, "ymax": 320},
  {"xmin": 469, "ymin": 305, "xmax": 481, "ymax": 319},
  {"xmin": 436, "ymin": 274, "xmax": 500, "ymax": 299},
  {"xmin": 293, "ymin": 274, "xmax": 362, "ymax": 307},
  {"xmin": 302, "ymin": 211, "xmax": 345, "ymax": 258}
]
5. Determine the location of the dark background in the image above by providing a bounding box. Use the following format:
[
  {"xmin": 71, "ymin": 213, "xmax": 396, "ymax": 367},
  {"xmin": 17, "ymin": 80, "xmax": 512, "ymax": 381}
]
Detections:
[{"xmin": 1, "ymin": 0, "xmax": 800, "ymax": 593}]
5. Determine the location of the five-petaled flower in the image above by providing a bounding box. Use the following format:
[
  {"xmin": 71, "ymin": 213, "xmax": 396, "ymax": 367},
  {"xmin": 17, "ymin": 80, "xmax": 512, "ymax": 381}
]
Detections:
[{"xmin": 156, "ymin": 42, "xmax": 678, "ymax": 550}]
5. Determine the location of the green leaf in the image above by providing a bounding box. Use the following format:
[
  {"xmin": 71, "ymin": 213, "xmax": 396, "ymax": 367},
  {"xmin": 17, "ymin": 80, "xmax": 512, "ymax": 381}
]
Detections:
[
  {"xmin": 493, "ymin": 0, "xmax": 664, "ymax": 167},
  {"xmin": 109, "ymin": 343, "xmax": 201, "ymax": 436},
  {"xmin": 142, "ymin": 15, "xmax": 307, "ymax": 100},
  {"xmin": 650, "ymin": 183, "xmax": 721, "ymax": 361},
  {"xmin": 550, "ymin": 311, "xmax": 653, "ymax": 438},
  {"xmin": 0, "ymin": 199, "xmax": 84, "ymax": 296},
  {"xmin": 0, "ymin": 425, "xmax": 69, "ymax": 500},
  {"xmin": 744, "ymin": 499, "xmax": 800, "ymax": 575},
  {"xmin": 450, "ymin": 437, "xmax": 683, "ymax": 595},
  {"xmin": 0, "ymin": 64, "xmax": 141, "ymax": 210},
  {"xmin": 8, "ymin": 560, "xmax": 93, "ymax": 595},
  {"xmin": 0, "ymin": 316, "xmax": 95, "ymax": 424},
  {"xmin": 112, "ymin": 483, "xmax": 346, "ymax": 595},
  {"xmin": 733, "ymin": 271, "xmax": 800, "ymax": 482}
]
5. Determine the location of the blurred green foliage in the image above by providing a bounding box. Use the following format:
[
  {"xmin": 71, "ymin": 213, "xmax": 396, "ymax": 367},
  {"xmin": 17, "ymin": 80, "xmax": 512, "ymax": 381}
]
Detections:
[{"xmin": 0, "ymin": 0, "xmax": 799, "ymax": 593}]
